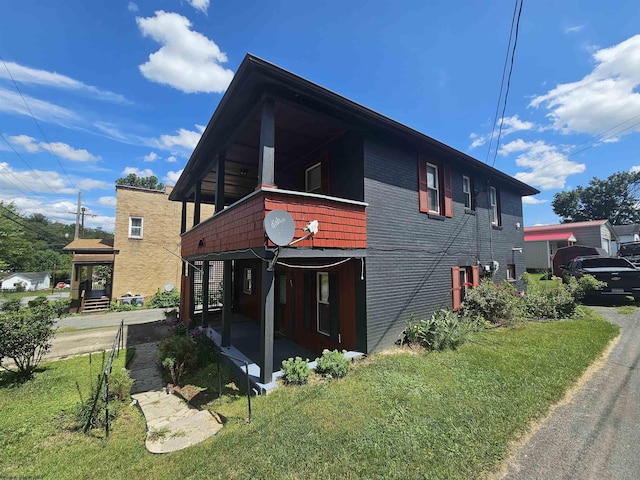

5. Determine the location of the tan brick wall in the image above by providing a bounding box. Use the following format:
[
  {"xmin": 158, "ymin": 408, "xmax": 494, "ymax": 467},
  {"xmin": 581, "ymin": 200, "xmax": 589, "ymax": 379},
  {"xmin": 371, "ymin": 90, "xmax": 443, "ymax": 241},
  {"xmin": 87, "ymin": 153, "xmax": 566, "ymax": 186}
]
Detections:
[{"xmin": 112, "ymin": 185, "xmax": 213, "ymax": 301}]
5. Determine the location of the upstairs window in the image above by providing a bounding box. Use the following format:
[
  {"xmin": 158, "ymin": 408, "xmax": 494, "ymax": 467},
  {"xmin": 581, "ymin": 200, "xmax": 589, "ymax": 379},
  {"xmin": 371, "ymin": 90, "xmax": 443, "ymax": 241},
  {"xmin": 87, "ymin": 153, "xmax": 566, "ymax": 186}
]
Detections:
[
  {"xmin": 489, "ymin": 186, "xmax": 501, "ymax": 226},
  {"xmin": 418, "ymin": 155, "xmax": 453, "ymax": 217},
  {"xmin": 305, "ymin": 162, "xmax": 322, "ymax": 193},
  {"xmin": 462, "ymin": 175, "xmax": 473, "ymax": 210},
  {"xmin": 128, "ymin": 217, "xmax": 143, "ymax": 239}
]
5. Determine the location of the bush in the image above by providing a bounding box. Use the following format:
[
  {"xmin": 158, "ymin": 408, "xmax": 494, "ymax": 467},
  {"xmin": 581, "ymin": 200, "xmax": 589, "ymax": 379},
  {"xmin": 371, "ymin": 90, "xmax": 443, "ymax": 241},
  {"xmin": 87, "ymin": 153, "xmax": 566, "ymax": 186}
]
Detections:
[
  {"xmin": 523, "ymin": 287, "xmax": 577, "ymax": 319},
  {"xmin": 108, "ymin": 367, "xmax": 133, "ymax": 401},
  {"xmin": 0, "ymin": 305, "xmax": 56, "ymax": 376},
  {"xmin": 192, "ymin": 329, "xmax": 217, "ymax": 365},
  {"xmin": 73, "ymin": 395, "xmax": 120, "ymax": 431},
  {"xmin": 109, "ymin": 301, "xmax": 137, "ymax": 312},
  {"xmin": 0, "ymin": 297, "xmax": 21, "ymax": 313},
  {"xmin": 566, "ymin": 275, "xmax": 606, "ymax": 302},
  {"xmin": 52, "ymin": 298, "xmax": 71, "ymax": 317},
  {"xmin": 459, "ymin": 279, "xmax": 524, "ymax": 325},
  {"xmin": 315, "ymin": 349, "xmax": 351, "ymax": 379},
  {"xmin": 149, "ymin": 289, "xmax": 180, "ymax": 308},
  {"xmin": 27, "ymin": 296, "xmax": 49, "ymax": 309},
  {"xmin": 403, "ymin": 309, "xmax": 477, "ymax": 351},
  {"xmin": 158, "ymin": 333, "xmax": 198, "ymax": 385},
  {"xmin": 281, "ymin": 357, "xmax": 312, "ymax": 385}
]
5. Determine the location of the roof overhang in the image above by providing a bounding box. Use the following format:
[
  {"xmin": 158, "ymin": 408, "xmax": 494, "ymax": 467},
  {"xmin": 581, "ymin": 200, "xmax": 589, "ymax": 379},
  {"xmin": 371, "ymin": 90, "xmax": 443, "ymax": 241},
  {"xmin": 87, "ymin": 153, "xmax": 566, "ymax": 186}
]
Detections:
[
  {"xmin": 71, "ymin": 253, "xmax": 115, "ymax": 265},
  {"xmin": 170, "ymin": 54, "xmax": 540, "ymax": 203},
  {"xmin": 524, "ymin": 232, "xmax": 577, "ymax": 242}
]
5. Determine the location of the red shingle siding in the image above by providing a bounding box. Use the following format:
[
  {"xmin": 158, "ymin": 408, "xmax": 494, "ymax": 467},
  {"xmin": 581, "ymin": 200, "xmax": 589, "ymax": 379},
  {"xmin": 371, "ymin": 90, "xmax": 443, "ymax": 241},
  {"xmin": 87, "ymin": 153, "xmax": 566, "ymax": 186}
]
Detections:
[{"xmin": 181, "ymin": 191, "xmax": 367, "ymax": 257}]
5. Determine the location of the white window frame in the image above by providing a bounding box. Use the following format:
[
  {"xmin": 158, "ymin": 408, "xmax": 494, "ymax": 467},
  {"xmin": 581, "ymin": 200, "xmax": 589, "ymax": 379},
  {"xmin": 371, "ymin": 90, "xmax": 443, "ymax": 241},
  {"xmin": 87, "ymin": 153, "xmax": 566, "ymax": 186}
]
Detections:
[
  {"xmin": 316, "ymin": 272, "xmax": 330, "ymax": 336},
  {"xmin": 426, "ymin": 163, "xmax": 440, "ymax": 214},
  {"xmin": 489, "ymin": 186, "xmax": 499, "ymax": 226},
  {"xmin": 506, "ymin": 264, "xmax": 516, "ymax": 281},
  {"xmin": 243, "ymin": 268, "xmax": 253, "ymax": 295},
  {"xmin": 305, "ymin": 162, "xmax": 322, "ymax": 193},
  {"xmin": 462, "ymin": 175, "xmax": 472, "ymax": 209},
  {"xmin": 128, "ymin": 216, "xmax": 143, "ymax": 239}
]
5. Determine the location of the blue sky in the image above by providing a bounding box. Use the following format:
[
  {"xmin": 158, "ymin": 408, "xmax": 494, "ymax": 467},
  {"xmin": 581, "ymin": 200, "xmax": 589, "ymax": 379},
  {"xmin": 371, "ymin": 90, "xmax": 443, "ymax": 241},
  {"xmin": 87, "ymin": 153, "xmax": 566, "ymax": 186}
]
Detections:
[{"xmin": 1, "ymin": 0, "xmax": 640, "ymax": 232}]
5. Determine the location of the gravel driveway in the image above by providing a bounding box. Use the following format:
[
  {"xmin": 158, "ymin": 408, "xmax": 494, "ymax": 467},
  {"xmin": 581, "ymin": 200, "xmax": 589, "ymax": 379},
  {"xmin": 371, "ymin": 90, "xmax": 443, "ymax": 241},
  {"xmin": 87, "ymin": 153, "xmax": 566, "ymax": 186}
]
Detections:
[{"xmin": 501, "ymin": 306, "xmax": 640, "ymax": 480}]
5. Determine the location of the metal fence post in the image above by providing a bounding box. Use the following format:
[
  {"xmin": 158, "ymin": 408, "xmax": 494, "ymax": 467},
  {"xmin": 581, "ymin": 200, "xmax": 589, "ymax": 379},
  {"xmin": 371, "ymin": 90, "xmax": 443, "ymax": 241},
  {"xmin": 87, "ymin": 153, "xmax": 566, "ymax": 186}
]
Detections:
[{"xmin": 245, "ymin": 361, "xmax": 252, "ymax": 423}]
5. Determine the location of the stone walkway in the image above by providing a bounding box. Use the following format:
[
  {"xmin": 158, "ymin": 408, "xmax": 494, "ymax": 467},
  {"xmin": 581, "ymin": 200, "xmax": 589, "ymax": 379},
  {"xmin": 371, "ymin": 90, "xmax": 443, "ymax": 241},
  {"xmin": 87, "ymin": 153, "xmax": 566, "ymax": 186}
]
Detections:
[{"xmin": 128, "ymin": 342, "xmax": 223, "ymax": 454}]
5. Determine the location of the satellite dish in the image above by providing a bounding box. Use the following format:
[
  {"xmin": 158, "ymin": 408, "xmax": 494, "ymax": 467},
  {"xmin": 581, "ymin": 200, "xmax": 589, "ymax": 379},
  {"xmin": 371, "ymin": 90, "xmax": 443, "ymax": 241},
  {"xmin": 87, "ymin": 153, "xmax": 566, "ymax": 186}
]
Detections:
[
  {"xmin": 164, "ymin": 283, "xmax": 175, "ymax": 292},
  {"xmin": 264, "ymin": 210, "xmax": 295, "ymax": 246}
]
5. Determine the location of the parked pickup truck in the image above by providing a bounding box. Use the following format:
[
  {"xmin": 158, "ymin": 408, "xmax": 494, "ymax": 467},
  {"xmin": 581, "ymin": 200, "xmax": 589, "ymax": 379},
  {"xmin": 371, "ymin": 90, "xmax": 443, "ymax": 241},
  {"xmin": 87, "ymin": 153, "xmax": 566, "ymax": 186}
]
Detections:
[{"xmin": 562, "ymin": 255, "xmax": 640, "ymax": 298}]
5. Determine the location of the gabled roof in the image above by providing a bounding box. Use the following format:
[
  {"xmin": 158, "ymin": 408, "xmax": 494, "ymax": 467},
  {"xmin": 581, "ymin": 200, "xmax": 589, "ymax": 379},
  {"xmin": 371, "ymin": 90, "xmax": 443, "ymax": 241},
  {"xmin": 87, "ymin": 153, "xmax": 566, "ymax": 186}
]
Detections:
[
  {"xmin": 524, "ymin": 232, "xmax": 577, "ymax": 242},
  {"xmin": 612, "ymin": 224, "xmax": 640, "ymax": 236},
  {"xmin": 63, "ymin": 238, "xmax": 114, "ymax": 252},
  {"xmin": 3, "ymin": 272, "xmax": 50, "ymax": 282},
  {"xmin": 170, "ymin": 54, "xmax": 539, "ymax": 202},
  {"xmin": 524, "ymin": 220, "xmax": 609, "ymax": 233}
]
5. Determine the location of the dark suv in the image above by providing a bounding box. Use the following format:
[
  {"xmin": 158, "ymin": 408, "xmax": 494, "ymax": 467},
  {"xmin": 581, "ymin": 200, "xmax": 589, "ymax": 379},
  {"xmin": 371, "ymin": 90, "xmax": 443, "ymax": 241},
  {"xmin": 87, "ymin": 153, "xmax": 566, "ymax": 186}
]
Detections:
[
  {"xmin": 618, "ymin": 242, "xmax": 640, "ymax": 266},
  {"xmin": 562, "ymin": 255, "xmax": 640, "ymax": 298}
]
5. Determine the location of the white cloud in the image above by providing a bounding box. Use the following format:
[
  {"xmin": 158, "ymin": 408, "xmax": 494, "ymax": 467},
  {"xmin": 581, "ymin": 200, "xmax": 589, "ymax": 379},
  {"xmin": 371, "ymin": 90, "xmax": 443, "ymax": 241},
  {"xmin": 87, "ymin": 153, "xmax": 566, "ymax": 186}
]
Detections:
[
  {"xmin": 164, "ymin": 169, "xmax": 183, "ymax": 186},
  {"xmin": 0, "ymin": 61, "xmax": 128, "ymax": 103},
  {"xmin": 530, "ymin": 34, "xmax": 640, "ymax": 137},
  {"xmin": 166, "ymin": 155, "xmax": 177, "ymax": 163},
  {"xmin": 151, "ymin": 124, "xmax": 205, "ymax": 152},
  {"xmin": 522, "ymin": 196, "xmax": 548, "ymax": 205},
  {"xmin": 9, "ymin": 135, "xmax": 100, "ymax": 162},
  {"xmin": 468, "ymin": 115, "xmax": 534, "ymax": 150},
  {"xmin": 143, "ymin": 151, "xmax": 160, "ymax": 162},
  {"xmin": 469, "ymin": 133, "xmax": 486, "ymax": 149},
  {"xmin": 0, "ymin": 161, "xmax": 68, "ymax": 194},
  {"xmin": 128, "ymin": 2, "xmax": 138, "ymax": 12},
  {"xmin": 500, "ymin": 139, "xmax": 586, "ymax": 190},
  {"xmin": 631, "ymin": 166, "xmax": 640, "ymax": 173},
  {"xmin": 564, "ymin": 25, "xmax": 584, "ymax": 34},
  {"xmin": 136, "ymin": 11, "xmax": 234, "ymax": 93},
  {"xmin": 77, "ymin": 178, "xmax": 112, "ymax": 190},
  {"xmin": 123, "ymin": 166, "xmax": 155, "ymax": 177},
  {"xmin": 98, "ymin": 196, "xmax": 117, "ymax": 207},
  {"xmin": 188, "ymin": 0, "xmax": 209, "ymax": 14},
  {"xmin": 0, "ymin": 86, "xmax": 79, "ymax": 124}
]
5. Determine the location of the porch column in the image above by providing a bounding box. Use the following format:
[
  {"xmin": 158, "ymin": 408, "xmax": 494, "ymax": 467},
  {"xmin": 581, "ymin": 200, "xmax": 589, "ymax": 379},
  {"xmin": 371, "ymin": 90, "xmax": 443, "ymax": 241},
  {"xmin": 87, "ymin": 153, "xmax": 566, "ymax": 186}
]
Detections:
[
  {"xmin": 201, "ymin": 260, "xmax": 210, "ymax": 327},
  {"xmin": 180, "ymin": 202, "xmax": 187, "ymax": 277},
  {"xmin": 258, "ymin": 97, "xmax": 276, "ymax": 189},
  {"xmin": 221, "ymin": 260, "xmax": 232, "ymax": 347},
  {"xmin": 215, "ymin": 151, "xmax": 226, "ymax": 213},
  {"xmin": 193, "ymin": 183, "xmax": 201, "ymax": 227},
  {"xmin": 259, "ymin": 262, "xmax": 275, "ymax": 384},
  {"xmin": 188, "ymin": 263, "xmax": 196, "ymax": 326}
]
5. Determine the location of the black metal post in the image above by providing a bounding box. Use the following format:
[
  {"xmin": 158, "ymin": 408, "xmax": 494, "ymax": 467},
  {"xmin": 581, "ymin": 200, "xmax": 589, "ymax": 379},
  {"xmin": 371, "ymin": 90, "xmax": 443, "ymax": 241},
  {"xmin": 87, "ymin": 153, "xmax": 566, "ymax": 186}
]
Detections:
[{"xmin": 245, "ymin": 361, "xmax": 252, "ymax": 423}]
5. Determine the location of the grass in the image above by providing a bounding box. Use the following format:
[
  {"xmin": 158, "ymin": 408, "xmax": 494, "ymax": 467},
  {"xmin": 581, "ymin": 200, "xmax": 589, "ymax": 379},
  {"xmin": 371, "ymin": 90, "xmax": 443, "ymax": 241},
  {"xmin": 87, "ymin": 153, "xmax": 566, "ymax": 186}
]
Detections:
[
  {"xmin": 0, "ymin": 309, "xmax": 618, "ymax": 479},
  {"xmin": 0, "ymin": 289, "xmax": 70, "ymax": 300},
  {"xmin": 524, "ymin": 271, "xmax": 563, "ymax": 292},
  {"xmin": 616, "ymin": 304, "xmax": 637, "ymax": 315}
]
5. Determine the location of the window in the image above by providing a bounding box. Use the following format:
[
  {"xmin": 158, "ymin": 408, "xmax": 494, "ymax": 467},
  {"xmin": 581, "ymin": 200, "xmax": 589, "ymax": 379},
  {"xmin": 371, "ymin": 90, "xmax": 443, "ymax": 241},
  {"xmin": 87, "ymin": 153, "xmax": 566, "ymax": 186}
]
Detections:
[
  {"xmin": 506, "ymin": 264, "xmax": 516, "ymax": 281},
  {"xmin": 489, "ymin": 186, "xmax": 501, "ymax": 226},
  {"xmin": 305, "ymin": 162, "xmax": 322, "ymax": 193},
  {"xmin": 462, "ymin": 176, "xmax": 473, "ymax": 210},
  {"xmin": 427, "ymin": 163, "xmax": 440, "ymax": 214},
  {"xmin": 243, "ymin": 268, "xmax": 253, "ymax": 294},
  {"xmin": 452, "ymin": 265, "xmax": 479, "ymax": 310},
  {"xmin": 128, "ymin": 217, "xmax": 143, "ymax": 239},
  {"xmin": 317, "ymin": 272, "xmax": 330, "ymax": 335},
  {"xmin": 418, "ymin": 155, "xmax": 453, "ymax": 217}
]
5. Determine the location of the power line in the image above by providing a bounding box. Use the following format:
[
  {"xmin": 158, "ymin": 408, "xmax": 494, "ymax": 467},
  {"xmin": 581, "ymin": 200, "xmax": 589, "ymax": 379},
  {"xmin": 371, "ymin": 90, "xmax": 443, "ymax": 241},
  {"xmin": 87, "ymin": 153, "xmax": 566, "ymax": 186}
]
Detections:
[
  {"xmin": 485, "ymin": 0, "xmax": 520, "ymax": 164},
  {"xmin": 492, "ymin": 0, "xmax": 524, "ymax": 168},
  {"xmin": 0, "ymin": 54, "xmax": 78, "ymax": 191}
]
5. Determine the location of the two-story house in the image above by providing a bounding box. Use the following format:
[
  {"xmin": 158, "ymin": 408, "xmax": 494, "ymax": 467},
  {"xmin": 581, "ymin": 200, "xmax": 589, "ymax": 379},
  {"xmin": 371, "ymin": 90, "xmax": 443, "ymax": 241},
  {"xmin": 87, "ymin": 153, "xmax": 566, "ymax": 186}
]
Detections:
[{"xmin": 170, "ymin": 55, "xmax": 539, "ymax": 383}]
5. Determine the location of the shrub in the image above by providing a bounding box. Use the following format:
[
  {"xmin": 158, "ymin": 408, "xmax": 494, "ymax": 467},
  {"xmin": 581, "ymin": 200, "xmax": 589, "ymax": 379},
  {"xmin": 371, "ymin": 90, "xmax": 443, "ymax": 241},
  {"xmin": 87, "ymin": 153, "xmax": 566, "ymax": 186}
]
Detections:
[
  {"xmin": 523, "ymin": 287, "xmax": 577, "ymax": 320},
  {"xmin": 0, "ymin": 305, "xmax": 56, "ymax": 376},
  {"xmin": 27, "ymin": 296, "xmax": 49, "ymax": 309},
  {"xmin": 149, "ymin": 289, "xmax": 180, "ymax": 308},
  {"xmin": 403, "ymin": 309, "xmax": 477, "ymax": 351},
  {"xmin": 158, "ymin": 333, "xmax": 198, "ymax": 385},
  {"xmin": 108, "ymin": 367, "xmax": 133, "ymax": 401},
  {"xmin": 73, "ymin": 395, "xmax": 120, "ymax": 431},
  {"xmin": 0, "ymin": 297, "xmax": 21, "ymax": 313},
  {"xmin": 459, "ymin": 279, "xmax": 524, "ymax": 325},
  {"xmin": 281, "ymin": 357, "xmax": 311, "ymax": 385},
  {"xmin": 315, "ymin": 349, "xmax": 351, "ymax": 379},
  {"xmin": 565, "ymin": 275, "xmax": 606, "ymax": 302},
  {"xmin": 191, "ymin": 329, "xmax": 217, "ymax": 365},
  {"xmin": 52, "ymin": 298, "xmax": 71, "ymax": 318}
]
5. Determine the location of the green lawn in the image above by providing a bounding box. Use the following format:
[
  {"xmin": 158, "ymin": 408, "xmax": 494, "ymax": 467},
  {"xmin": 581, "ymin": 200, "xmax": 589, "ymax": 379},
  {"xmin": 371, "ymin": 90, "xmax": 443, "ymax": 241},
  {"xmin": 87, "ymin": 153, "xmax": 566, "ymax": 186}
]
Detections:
[
  {"xmin": 0, "ymin": 309, "xmax": 618, "ymax": 480},
  {"xmin": 524, "ymin": 271, "xmax": 563, "ymax": 291}
]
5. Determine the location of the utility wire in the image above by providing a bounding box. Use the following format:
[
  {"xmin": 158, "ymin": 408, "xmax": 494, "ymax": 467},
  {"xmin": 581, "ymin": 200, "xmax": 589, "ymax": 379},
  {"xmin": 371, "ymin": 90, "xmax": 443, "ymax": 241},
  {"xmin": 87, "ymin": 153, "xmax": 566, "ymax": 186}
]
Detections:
[
  {"xmin": 492, "ymin": 0, "xmax": 524, "ymax": 168},
  {"xmin": 0, "ymin": 55, "xmax": 78, "ymax": 190},
  {"xmin": 485, "ymin": 0, "xmax": 520, "ymax": 164}
]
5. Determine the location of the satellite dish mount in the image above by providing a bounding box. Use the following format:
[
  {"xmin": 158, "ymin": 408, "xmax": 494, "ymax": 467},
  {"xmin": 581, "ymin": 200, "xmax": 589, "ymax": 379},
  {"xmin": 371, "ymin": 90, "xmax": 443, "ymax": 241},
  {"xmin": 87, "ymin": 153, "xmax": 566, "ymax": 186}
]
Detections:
[{"xmin": 264, "ymin": 210, "xmax": 295, "ymax": 271}]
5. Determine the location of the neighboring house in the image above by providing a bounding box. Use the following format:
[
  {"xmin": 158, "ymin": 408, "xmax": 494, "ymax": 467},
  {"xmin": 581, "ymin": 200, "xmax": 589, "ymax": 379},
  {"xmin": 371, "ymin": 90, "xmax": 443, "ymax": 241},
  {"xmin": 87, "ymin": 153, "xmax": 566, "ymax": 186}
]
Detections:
[
  {"xmin": 612, "ymin": 224, "xmax": 640, "ymax": 244},
  {"xmin": 524, "ymin": 220, "xmax": 619, "ymax": 270},
  {"xmin": 169, "ymin": 54, "xmax": 539, "ymax": 383},
  {"xmin": 112, "ymin": 185, "xmax": 215, "ymax": 302},
  {"xmin": 1, "ymin": 271, "xmax": 51, "ymax": 291}
]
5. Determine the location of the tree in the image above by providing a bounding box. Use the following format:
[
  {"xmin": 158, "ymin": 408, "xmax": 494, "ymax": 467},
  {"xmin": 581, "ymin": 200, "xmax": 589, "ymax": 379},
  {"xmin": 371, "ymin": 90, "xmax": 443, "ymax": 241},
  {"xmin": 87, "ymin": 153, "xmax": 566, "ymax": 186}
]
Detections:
[
  {"xmin": 0, "ymin": 301, "xmax": 56, "ymax": 377},
  {"xmin": 116, "ymin": 173, "xmax": 165, "ymax": 191},
  {"xmin": 0, "ymin": 202, "xmax": 35, "ymax": 271},
  {"xmin": 552, "ymin": 171, "xmax": 640, "ymax": 225}
]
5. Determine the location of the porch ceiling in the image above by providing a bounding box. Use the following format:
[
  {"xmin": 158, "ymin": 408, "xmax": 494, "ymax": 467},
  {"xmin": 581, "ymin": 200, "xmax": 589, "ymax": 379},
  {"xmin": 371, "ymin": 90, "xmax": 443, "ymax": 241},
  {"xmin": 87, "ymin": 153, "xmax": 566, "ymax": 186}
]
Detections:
[{"xmin": 194, "ymin": 100, "xmax": 346, "ymax": 205}]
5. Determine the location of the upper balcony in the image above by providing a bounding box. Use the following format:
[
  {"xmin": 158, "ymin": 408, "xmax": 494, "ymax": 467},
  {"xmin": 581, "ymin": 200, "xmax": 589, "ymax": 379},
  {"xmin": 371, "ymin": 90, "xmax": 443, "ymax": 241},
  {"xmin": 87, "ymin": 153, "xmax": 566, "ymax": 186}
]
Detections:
[{"xmin": 182, "ymin": 187, "xmax": 367, "ymax": 258}]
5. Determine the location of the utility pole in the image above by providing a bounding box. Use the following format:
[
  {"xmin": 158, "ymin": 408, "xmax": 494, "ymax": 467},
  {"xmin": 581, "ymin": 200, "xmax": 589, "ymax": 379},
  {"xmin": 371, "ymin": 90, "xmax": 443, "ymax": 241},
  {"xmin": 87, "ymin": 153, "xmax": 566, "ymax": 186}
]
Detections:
[{"xmin": 74, "ymin": 191, "xmax": 82, "ymax": 240}]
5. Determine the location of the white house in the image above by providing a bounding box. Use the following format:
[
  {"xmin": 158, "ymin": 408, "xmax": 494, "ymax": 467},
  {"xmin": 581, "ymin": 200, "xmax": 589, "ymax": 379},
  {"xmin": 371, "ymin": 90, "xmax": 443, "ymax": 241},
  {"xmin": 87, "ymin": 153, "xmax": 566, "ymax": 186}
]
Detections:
[
  {"xmin": 0, "ymin": 272, "xmax": 51, "ymax": 291},
  {"xmin": 612, "ymin": 224, "xmax": 640, "ymax": 244}
]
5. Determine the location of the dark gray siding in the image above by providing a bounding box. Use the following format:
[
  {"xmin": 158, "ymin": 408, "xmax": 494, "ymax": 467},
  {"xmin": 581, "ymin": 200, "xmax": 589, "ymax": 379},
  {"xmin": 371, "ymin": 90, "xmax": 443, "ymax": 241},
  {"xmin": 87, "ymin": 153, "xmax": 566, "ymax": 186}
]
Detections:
[{"xmin": 363, "ymin": 138, "xmax": 527, "ymax": 352}]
